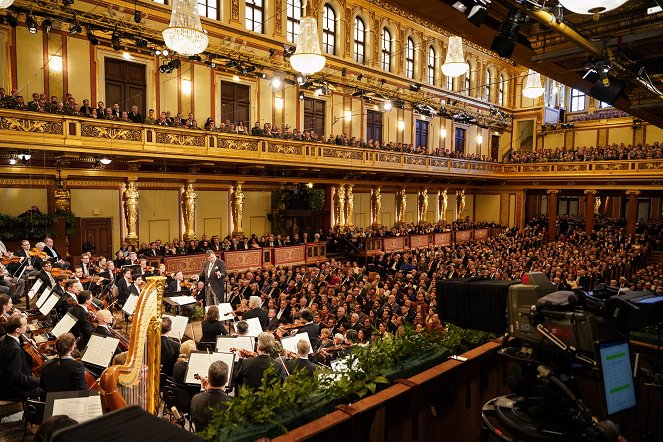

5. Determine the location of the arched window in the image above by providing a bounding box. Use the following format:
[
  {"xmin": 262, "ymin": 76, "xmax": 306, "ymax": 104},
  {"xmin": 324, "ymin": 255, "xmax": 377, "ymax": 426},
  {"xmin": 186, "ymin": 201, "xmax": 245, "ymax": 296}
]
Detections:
[
  {"xmin": 286, "ymin": 0, "xmax": 302, "ymax": 43},
  {"xmin": 427, "ymin": 46, "xmax": 436, "ymax": 85},
  {"xmin": 354, "ymin": 17, "xmax": 366, "ymax": 64},
  {"xmin": 485, "ymin": 69, "xmax": 492, "ymax": 101},
  {"xmin": 245, "ymin": 0, "xmax": 264, "ymax": 33},
  {"xmin": 405, "ymin": 37, "xmax": 415, "ymax": 79},
  {"xmin": 499, "ymin": 74, "xmax": 506, "ymax": 106},
  {"xmin": 382, "ymin": 28, "xmax": 392, "ymax": 72},
  {"xmin": 464, "ymin": 62, "xmax": 471, "ymax": 96},
  {"xmin": 322, "ymin": 4, "xmax": 336, "ymax": 55}
]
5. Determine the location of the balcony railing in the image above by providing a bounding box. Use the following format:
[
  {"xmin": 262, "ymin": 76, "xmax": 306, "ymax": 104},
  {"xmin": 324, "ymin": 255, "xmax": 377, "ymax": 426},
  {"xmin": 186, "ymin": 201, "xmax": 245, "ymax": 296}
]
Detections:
[{"xmin": 1, "ymin": 109, "xmax": 662, "ymax": 179}]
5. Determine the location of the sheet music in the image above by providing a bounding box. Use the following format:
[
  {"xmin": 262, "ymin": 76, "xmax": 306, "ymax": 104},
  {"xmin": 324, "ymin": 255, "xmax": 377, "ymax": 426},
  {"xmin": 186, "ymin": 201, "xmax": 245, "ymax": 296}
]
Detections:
[
  {"xmin": 205, "ymin": 303, "xmax": 234, "ymax": 320},
  {"xmin": 168, "ymin": 295, "xmax": 197, "ymax": 305},
  {"xmin": 51, "ymin": 312, "xmax": 78, "ymax": 337},
  {"xmin": 36, "ymin": 289, "xmax": 59, "ymax": 315},
  {"xmin": 122, "ymin": 294, "xmax": 139, "ymax": 315},
  {"xmin": 216, "ymin": 336, "xmax": 254, "ymax": 353},
  {"xmin": 163, "ymin": 314, "xmax": 189, "ymax": 340},
  {"xmin": 82, "ymin": 334, "xmax": 120, "ymax": 368},
  {"xmin": 280, "ymin": 332, "xmax": 313, "ymax": 355},
  {"xmin": 28, "ymin": 279, "xmax": 43, "ymax": 300},
  {"xmin": 51, "ymin": 394, "xmax": 103, "ymax": 423},
  {"xmin": 243, "ymin": 317, "xmax": 263, "ymax": 337},
  {"xmin": 185, "ymin": 351, "xmax": 236, "ymax": 385}
]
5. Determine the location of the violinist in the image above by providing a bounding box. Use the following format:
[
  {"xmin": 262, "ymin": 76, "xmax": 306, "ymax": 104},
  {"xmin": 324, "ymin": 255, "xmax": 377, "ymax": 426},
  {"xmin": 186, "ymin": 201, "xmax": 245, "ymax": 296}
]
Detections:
[
  {"xmin": 39, "ymin": 332, "xmax": 87, "ymax": 395},
  {"xmin": 51, "ymin": 274, "xmax": 68, "ymax": 298},
  {"xmin": 296, "ymin": 309, "xmax": 320, "ymax": 349},
  {"xmin": 79, "ymin": 253, "xmax": 95, "ymax": 278},
  {"xmin": 55, "ymin": 280, "xmax": 80, "ymax": 318},
  {"xmin": 1, "ymin": 261, "xmax": 26, "ymax": 304},
  {"xmin": 160, "ymin": 317, "xmax": 180, "ymax": 377},
  {"xmin": 235, "ymin": 332, "xmax": 285, "ymax": 389},
  {"xmin": 200, "ymin": 305, "xmax": 229, "ymax": 346},
  {"xmin": 42, "ymin": 237, "xmax": 70, "ymax": 270},
  {"xmin": 68, "ymin": 291, "xmax": 94, "ymax": 350},
  {"xmin": 190, "ymin": 360, "xmax": 231, "ymax": 432},
  {"xmin": 36, "ymin": 261, "xmax": 57, "ymax": 294},
  {"xmin": 116, "ymin": 268, "xmax": 134, "ymax": 306},
  {"xmin": 0, "ymin": 315, "xmax": 42, "ymax": 400},
  {"xmin": 167, "ymin": 271, "xmax": 188, "ymax": 293},
  {"xmin": 284, "ymin": 339, "xmax": 317, "ymax": 376},
  {"xmin": 139, "ymin": 259, "xmax": 154, "ymax": 278},
  {"xmin": 15, "ymin": 240, "xmax": 40, "ymax": 274}
]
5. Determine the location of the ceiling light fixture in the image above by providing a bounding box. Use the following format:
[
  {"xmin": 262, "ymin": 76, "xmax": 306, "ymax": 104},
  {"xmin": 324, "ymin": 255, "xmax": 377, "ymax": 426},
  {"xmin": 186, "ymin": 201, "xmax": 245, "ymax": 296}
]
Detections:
[
  {"xmin": 0, "ymin": 0, "xmax": 15, "ymax": 9},
  {"xmin": 290, "ymin": 0, "xmax": 326, "ymax": 75},
  {"xmin": 522, "ymin": 69, "xmax": 545, "ymax": 99},
  {"xmin": 557, "ymin": 0, "xmax": 629, "ymax": 18},
  {"xmin": 383, "ymin": 100, "xmax": 393, "ymax": 111},
  {"xmin": 26, "ymin": 13, "xmax": 37, "ymax": 34},
  {"xmin": 442, "ymin": 36, "xmax": 469, "ymax": 77},
  {"xmin": 41, "ymin": 18, "xmax": 52, "ymax": 34},
  {"xmin": 69, "ymin": 22, "xmax": 82, "ymax": 35},
  {"xmin": 111, "ymin": 32, "xmax": 121, "ymax": 51},
  {"xmin": 163, "ymin": 0, "xmax": 209, "ymax": 56}
]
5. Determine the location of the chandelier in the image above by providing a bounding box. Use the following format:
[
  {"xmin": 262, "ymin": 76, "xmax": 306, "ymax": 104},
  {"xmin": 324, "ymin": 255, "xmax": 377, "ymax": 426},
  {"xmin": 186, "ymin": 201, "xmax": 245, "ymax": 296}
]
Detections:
[
  {"xmin": 557, "ymin": 0, "xmax": 630, "ymax": 16},
  {"xmin": 0, "ymin": 0, "xmax": 14, "ymax": 8},
  {"xmin": 162, "ymin": 0, "xmax": 209, "ymax": 57},
  {"xmin": 290, "ymin": 0, "xmax": 326, "ymax": 75},
  {"xmin": 441, "ymin": 36, "xmax": 469, "ymax": 78},
  {"xmin": 522, "ymin": 69, "xmax": 544, "ymax": 99}
]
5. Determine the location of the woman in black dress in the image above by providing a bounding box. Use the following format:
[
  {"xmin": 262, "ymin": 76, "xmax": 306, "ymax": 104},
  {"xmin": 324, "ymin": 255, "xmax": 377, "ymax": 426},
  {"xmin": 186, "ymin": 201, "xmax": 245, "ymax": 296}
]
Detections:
[
  {"xmin": 40, "ymin": 333, "xmax": 87, "ymax": 395},
  {"xmin": 199, "ymin": 306, "xmax": 228, "ymax": 349}
]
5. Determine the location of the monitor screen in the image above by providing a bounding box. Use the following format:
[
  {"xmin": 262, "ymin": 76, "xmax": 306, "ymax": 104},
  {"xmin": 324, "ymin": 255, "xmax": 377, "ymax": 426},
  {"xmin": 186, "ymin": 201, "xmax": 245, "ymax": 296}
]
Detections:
[{"xmin": 599, "ymin": 340, "xmax": 636, "ymax": 415}]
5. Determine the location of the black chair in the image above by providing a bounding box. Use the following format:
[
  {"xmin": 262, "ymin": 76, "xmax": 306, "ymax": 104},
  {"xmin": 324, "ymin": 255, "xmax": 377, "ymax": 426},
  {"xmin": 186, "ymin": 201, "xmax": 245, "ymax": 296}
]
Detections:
[
  {"xmin": 162, "ymin": 382, "xmax": 192, "ymax": 429},
  {"xmin": 23, "ymin": 399, "xmax": 45, "ymax": 442}
]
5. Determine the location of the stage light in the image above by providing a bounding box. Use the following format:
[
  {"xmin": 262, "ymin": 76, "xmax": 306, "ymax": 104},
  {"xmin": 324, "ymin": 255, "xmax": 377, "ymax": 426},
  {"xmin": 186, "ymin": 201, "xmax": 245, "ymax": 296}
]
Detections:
[
  {"xmin": 232, "ymin": 75, "xmax": 240, "ymax": 82},
  {"xmin": 298, "ymin": 91, "xmax": 305, "ymax": 100},
  {"xmin": 41, "ymin": 18, "xmax": 52, "ymax": 34},
  {"xmin": 26, "ymin": 14, "xmax": 37, "ymax": 34},
  {"xmin": 111, "ymin": 32, "xmax": 121, "ymax": 51},
  {"xmin": 256, "ymin": 72, "xmax": 267, "ymax": 79},
  {"xmin": 99, "ymin": 157, "xmax": 112, "ymax": 165},
  {"xmin": 69, "ymin": 23, "xmax": 82, "ymax": 35},
  {"xmin": 134, "ymin": 9, "xmax": 142, "ymax": 23},
  {"xmin": 162, "ymin": 49, "xmax": 169, "ymax": 56},
  {"xmin": 491, "ymin": 8, "xmax": 525, "ymax": 58},
  {"xmin": 122, "ymin": 51, "xmax": 132, "ymax": 60}
]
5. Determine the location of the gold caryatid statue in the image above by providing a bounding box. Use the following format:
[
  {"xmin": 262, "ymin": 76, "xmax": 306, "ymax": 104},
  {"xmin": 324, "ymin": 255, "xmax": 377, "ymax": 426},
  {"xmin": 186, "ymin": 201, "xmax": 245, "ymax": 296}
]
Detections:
[
  {"xmin": 182, "ymin": 182, "xmax": 197, "ymax": 241},
  {"xmin": 439, "ymin": 189, "xmax": 448, "ymax": 223},
  {"xmin": 370, "ymin": 186, "xmax": 382, "ymax": 227},
  {"xmin": 333, "ymin": 185, "xmax": 346, "ymax": 228},
  {"xmin": 231, "ymin": 183, "xmax": 245, "ymax": 235},
  {"xmin": 344, "ymin": 184, "xmax": 354, "ymax": 228},
  {"xmin": 418, "ymin": 188, "xmax": 428, "ymax": 224},
  {"xmin": 54, "ymin": 185, "xmax": 71, "ymax": 212},
  {"xmin": 124, "ymin": 179, "xmax": 139, "ymax": 245},
  {"xmin": 456, "ymin": 189, "xmax": 465, "ymax": 220},
  {"xmin": 396, "ymin": 187, "xmax": 407, "ymax": 225},
  {"xmin": 594, "ymin": 195, "xmax": 601, "ymax": 215}
]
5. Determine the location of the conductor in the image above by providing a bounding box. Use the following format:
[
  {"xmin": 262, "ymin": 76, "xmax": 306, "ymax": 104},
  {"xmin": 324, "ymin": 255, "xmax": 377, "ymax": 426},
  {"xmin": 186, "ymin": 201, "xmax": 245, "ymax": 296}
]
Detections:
[{"xmin": 198, "ymin": 250, "xmax": 227, "ymax": 306}]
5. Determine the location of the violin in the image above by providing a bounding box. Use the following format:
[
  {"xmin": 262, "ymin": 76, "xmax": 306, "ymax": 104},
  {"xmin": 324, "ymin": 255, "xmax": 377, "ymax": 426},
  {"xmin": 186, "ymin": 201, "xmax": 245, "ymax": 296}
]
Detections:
[
  {"xmin": 230, "ymin": 347, "xmax": 257, "ymax": 358},
  {"xmin": 29, "ymin": 248, "xmax": 48, "ymax": 259},
  {"xmin": 194, "ymin": 373, "xmax": 209, "ymax": 390},
  {"xmin": 51, "ymin": 268, "xmax": 73, "ymax": 278},
  {"xmin": 0, "ymin": 255, "xmax": 21, "ymax": 266}
]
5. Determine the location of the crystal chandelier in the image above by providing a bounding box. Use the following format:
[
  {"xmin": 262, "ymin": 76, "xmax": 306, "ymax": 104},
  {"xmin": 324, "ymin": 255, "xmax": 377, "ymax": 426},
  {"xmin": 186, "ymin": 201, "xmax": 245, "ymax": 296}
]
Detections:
[
  {"xmin": 0, "ymin": 0, "xmax": 14, "ymax": 8},
  {"xmin": 162, "ymin": 0, "xmax": 208, "ymax": 57},
  {"xmin": 442, "ymin": 36, "xmax": 469, "ymax": 78},
  {"xmin": 522, "ymin": 69, "xmax": 544, "ymax": 99},
  {"xmin": 557, "ymin": 0, "xmax": 629, "ymax": 16},
  {"xmin": 290, "ymin": 0, "xmax": 326, "ymax": 75}
]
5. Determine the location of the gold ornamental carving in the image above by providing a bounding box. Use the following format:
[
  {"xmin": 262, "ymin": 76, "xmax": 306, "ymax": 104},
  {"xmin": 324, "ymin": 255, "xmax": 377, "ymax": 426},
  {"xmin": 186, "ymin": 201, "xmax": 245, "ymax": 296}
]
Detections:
[
  {"xmin": 418, "ymin": 188, "xmax": 428, "ymax": 224},
  {"xmin": 333, "ymin": 185, "xmax": 346, "ymax": 228},
  {"xmin": 155, "ymin": 131, "xmax": 205, "ymax": 147},
  {"xmin": 370, "ymin": 186, "xmax": 382, "ymax": 227},
  {"xmin": 595, "ymin": 196, "xmax": 601, "ymax": 215},
  {"xmin": 0, "ymin": 116, "xmax": 63, "ymax": 134},
  {"xmin": 322, "ymin": 147, "xmax": 363, "ymax": 160},
  {"xmin": 438, "ymin": 189, "xmax": 448, "ymax": 223},
  {"xmin": 182, "ymin": 182, "xmax": 197, "ymax": 241},
  {"xmin": 456, "ymin": 189, "xmax": 465, "ymax": 220},
  {"xmin": 80, "ymin": 123, "xmax": 142, "ymax": 141},
  {"xmin": 267, "ymin": 144, "xmax": 302, "ymax": 155},
  {"xmin": 231, "ymin": 183, "xmax": 245, "ymax": 236},
  {"xmin": 54, "ymin": 186, "xmax": 71, "ymax": 212},
  {"xmin": 344, "ymin": 184, "xmax": 354, "ymax": 228},
  {"xmin": 396, "ymin": 187, "xmax": 407, "ymax": 225},
  {"xmin": 218, "ymin": 138, "xmax": 259, "ymax": 151},
  {"xmin": 124, "ymin": 180, "xmax": 139, "ymax": 245}
]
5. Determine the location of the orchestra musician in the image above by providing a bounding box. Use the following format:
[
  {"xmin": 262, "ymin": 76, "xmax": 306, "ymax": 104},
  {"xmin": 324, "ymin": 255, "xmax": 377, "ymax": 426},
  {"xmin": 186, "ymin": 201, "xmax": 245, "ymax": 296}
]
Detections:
[
  {"xmin": 14, "ymin": 239, "xmax": 40, "ymax": 275},
  {"xmin": 172, "ymin": 340, "xmax": 197, "ymax": 385},
  {"xmin": 284, "ymin": 340, "xmax": 317, "ymax": 376},
  {"xmin": 190, "ymin": 360, "xmax": 232, "ymax": 432},
  {"xmin": 55, "ymin": 279, "xmax": 80, "ymax": 319},
  {"xmin": 167, "ymin": 271, "xmax": 188, "ymax": 293},
  {"xmin": 1, "ymin": 259, "xmax": 26, "ymax": 304},
  {"xmin": 0, "ymin": 315, "xmax": 42, "ymax": 400},
  {"xmin": 42, "ymin": 237, "xmax": 70, "ymax": 270},
  {"xmin": 197, "ymin": 250, "xmax": 227, "ymax": 306},
  {"xmin": 68, "ymin": 291, "xmax": 95, "ymax": 350},
  {"xmin": 36, "ymin": 261, "xmax": 57, "ymax": 294},
  {"xmin": 296, "ymin": 309, "xmax": 320, "ymax": 350},
  {"xmin": 116, "ymin": 268, "xmax": 134, "ymax": 306},
  {"xmin": 39, "ymin": 332, "xmax": 87, "ymax": 395},
  {"xmin": 160, "ymin": 317, "xmax": 180, "ymax": 378},
  {"xmin": 200, "ymin": 305, "xmax": 228, "ymax": 348},
  {"xmin": 51, "ymin": 274, "xmax": 68, "ymax": 298},
  {"xmin": 242, "ymin": 296, "xmax": 268, "ymax": 330},
  {"xmin": 79, "ymin": 253, "xmax": 96, "ymax": 277},
  {"xmin": 235, "ymin": 332, "xmax": 285, "ymax": 389}
]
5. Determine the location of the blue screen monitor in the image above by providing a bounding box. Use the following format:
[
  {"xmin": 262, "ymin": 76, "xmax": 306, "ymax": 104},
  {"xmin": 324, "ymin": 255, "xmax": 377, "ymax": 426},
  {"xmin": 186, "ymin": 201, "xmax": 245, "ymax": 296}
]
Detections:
[{"xmin": 599, "ymin": 340, "xmax": 636, "ymax": 415}]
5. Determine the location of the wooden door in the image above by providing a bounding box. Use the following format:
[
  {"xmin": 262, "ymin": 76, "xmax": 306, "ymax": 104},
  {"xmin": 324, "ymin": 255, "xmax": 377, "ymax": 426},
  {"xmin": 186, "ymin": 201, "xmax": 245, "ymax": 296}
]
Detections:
[
  {"xmin": 76, "ymin": 218, "xmax": 113, "ymax": 258},
  {"xmin": 104, "ymin": 58, "xmax": 147, "ymax": 114},
  {"xmin": 491, "ymin": 135, "xmax": 500, "ymax": 161}
]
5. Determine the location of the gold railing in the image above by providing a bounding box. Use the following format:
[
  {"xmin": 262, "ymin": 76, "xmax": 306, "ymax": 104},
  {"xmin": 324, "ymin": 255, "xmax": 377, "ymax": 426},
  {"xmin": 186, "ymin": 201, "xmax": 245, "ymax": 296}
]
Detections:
[{"xmin": 1, "ymin": 109, "xmax": 662, "ymax": 179}]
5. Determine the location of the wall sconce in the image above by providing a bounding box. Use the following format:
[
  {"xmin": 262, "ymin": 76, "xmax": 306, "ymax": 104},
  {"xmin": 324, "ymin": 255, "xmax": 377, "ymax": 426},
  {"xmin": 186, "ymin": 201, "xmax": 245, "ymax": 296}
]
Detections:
[
  {"xmin": 477, "ymin": 134, "xmax": 483, "ymax": 144},
  {"xmin": 344, "ymin": 110, "xmax": 352, "ymax": 121},
  {"xmin": 398, "ymin": 120, "xmax": 405, "ymax": 131},
  {"xmin": 440, "ymin": 128, "xmax": 447, "ymax": 139},
  {"xmin": 49, "ymin": 55, "xmax": 63, "ymax": 73},
  {"xmin": 275, "ymin": 97, "xmax": 284, "ymax": 110},
  {"xmin": 181, "ymin": 79, "xmax": 192, "ymax": 95}
]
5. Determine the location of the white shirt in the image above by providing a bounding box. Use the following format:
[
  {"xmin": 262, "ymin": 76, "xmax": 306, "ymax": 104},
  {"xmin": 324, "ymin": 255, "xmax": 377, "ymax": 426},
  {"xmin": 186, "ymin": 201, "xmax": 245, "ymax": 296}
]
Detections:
[{"xmin": 47, "ymin": 246, "xmax": 58, "ymax": 259}]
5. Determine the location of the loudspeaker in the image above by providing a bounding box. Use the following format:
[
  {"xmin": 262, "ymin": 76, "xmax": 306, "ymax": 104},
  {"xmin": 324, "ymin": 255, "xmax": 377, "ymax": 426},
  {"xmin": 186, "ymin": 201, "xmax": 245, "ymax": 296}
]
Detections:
[
  {"xmin": 589, "ymin": 78, "xmax": 626, "ymax": 105},
  {"xmin": 491, "ymin": 36, "xmax": 516, "ymax": 58}
]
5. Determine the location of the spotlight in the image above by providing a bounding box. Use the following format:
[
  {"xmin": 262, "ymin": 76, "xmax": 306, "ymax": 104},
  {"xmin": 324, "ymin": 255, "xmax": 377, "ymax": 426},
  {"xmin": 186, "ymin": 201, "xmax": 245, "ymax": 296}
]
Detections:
[
  {"xmin": 41, "ymin": 19, "xmax": 52, "ymax": 34},
  {"xmin": 5, "ymin": 15, "xmax": 18, "ymax": 28},
  {"xmin": 26, "ymin": 14, "xmax": 37, "ymax": 34},
  {"xmin": 491, "ymin": 8, "xmax": 525, "ymax": 58},
  {"xmin": 111, "ymin": 32, "xmax": 121, "ymax": 51},
  {"xmin": 86, "ymin": 29, "xmax": 99, "ymax": 45},
  {"xmin": 63, "ymin": 0, "xmax": 74, "ymax": 5},
  {"xmin": 383, "ymin": 100, "xmax": 393, "ymax": 111},
  {"xmin": 69, "ymin": 23, "xmax": 82, "ymax": 35},
  {"xmin": 341, "ymin": 68, "xmax": 347, "ymax": 77},
  {"xmin": 409, "ymin": 83, "xmax": 422, "ymax": 92},
  {"xmin": 170, "ymin": 59, "xmax": 181, "ymax": 68},
  {"xmin": 296, "ymin": 75, "xmax": 307, "ymax": 85},
  {"xmin": 298, "ymin": 91, "xmax": 305, "ymax": 100},
  {"xmin": 18, "ymin": 153, "xmax": 31, "ymax": 161},
  {"xmin": 256, "ymin": 72, "xmax": 267, "ymax": 79},
  {"xmin": 357, "ymin": 73, "xmax": 363, "ymax": 81},
  {"xmin": 136, "ymin": 39, "xmax": 148, "ymax": 48},
  {"xmin": 162, "ymin": 49, "xmax": 169, "ymax": 56},
  {"xmin": 314, "ymin": 85, "xmax": 328, "ymax": 96},
  {"xmin": 133, "ymin": 9, "xmax": 142, "ymax": 23},
  {"xmin": 9, "ymin": 158, "xmax": 17, "ymax": 165},
  {"xmin": 452, "ymin": 0, "xmax": 489, "ymax": 27},
  {"xmin": 271, "ymin": 77, "xmax": 282, "ymax": 89},
  {"xmin": 99, "ymin": 157, "xmax": 112, "ymax": 165},
  {"xmin": 154, "ymin": 49, "xmax": 162, "ymax": 56}
]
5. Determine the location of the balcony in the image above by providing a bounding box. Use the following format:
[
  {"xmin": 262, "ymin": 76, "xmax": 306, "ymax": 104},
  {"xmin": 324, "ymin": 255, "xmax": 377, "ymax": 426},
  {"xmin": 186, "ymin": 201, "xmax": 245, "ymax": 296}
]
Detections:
[{"xmin": 1, "ymin": 110, "xmax": 661, "ymax": 182}]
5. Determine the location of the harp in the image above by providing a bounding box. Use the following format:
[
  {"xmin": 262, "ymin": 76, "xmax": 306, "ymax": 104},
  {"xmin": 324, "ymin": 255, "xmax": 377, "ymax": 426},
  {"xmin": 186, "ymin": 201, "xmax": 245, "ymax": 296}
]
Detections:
[{"xmin": 99, "ymin": 276, "xmax": 166, "ymax": 414}]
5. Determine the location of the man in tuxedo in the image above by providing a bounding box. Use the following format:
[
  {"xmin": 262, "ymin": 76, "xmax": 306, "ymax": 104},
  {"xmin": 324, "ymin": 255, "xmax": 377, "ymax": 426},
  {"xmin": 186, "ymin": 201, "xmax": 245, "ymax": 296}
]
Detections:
[
  {"xmin": 235, "ymin": 332, "xmax": 284, "ymax": 389},
  {"xmin": 79, "ymin": 253, "xmax": 96, "ymax": 277},
  {"xmin": 43, "ymin": 237, "xmax": 70, "ymax": 269},
  {"xmin": 191, "ymin": 360, "xmax": 232, "ymax": 432},
  {"xmin": 36, "ymin": 261, "xmax": 56, "ymax": 295},
  {"xmin": 266, "ymin": 308, "xmax": 280, "ymax": 331},
  {"xmin": 68, "ymin": 291, "xmax": 94, "ymax": 350},
  {"xmin": 242, "ymin": 296, "xmax": 268, "ymax": 330},
  {"xmin": 56, "ymin": 279, "xmax": 80, "ymax": 319},
  {"xmin": 128, "ymin": 104, "xmax": 143, "ymax": 123},
  {"xmin": 116, "ymin": 268, "xmax": 134, "ymax": 305},
  {"xmin": 160, "ymin": 317, "xmax": 180, "ymax": 377},
  {"xmin": 198, "ymin": 250, "xmax": 227, "ymax": 306},
  {"xmin": 92, "ymin": 309, "xmax": 116, "ymax": 338},
  {"xmin": 14, "ymin": 239, "xmax": 39, "ymax": 274},
  {"xmin": 275, "ymin": 299, "xmax": 291, "ymax": 324},
  {"xmin": 297, "ymin": 309, "xmax": 320, "ymax": 350},
  {"xmin": 285, "ymin": 340, "xmax": 317, "ymax": 376},
  {"xmin": 0, "ymin": 316, "xmax": 41, "ymax": 400}
]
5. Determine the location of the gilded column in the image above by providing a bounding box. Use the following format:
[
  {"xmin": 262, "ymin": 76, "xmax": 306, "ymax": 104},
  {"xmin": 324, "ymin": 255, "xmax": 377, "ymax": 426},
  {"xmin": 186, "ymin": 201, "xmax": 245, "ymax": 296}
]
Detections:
[
  {"xmin": 344, "ymin": 184, "xmax": 354, "ymax": 228},
  {"xmin": 626, "ymin": 190, "xmax": 640, "ymax": 235},
  {"xmin": 438, "ymin": 189, "xmax": 448, "ymax": 223},
  {"xmin": 584, "ymin": 189, "xmax": 596, "ymax": 235},
  {"xmin": 231, "ymin": 182, "xmax": 245, "ymax": 236},
  {"xmin": 418, "ymin": 188, "xmax": 428, "ymax": 224},
  {"xmin": 370, "ymin": 186, "xmax": 382, "ymax": 227},
  {"xmin": 456, "ymin": 189, "xmax": 465, "ymax": 220},
  {"xmin": 124, "ymin": 179, "xmax": 139, "ymax": 245},
  {"xmin": 182, "ymin": 181, "xmax": 197, "ymax": 241},
  {"xmin": 333, "ymin": 185, "xmax": 346, "ymax": 229},
  {"xmin": 547, "ymin": 189, "xmax": 559, "ymax": 241},
  {"xmin": 396, "ymin": 187, "xmax": 407, "ymax": 225}
]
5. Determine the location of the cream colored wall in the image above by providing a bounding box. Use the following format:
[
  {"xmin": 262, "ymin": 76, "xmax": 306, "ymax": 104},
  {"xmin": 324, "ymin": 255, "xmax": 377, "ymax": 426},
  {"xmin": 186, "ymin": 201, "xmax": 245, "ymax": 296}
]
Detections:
[
  {"xmin": 195, "ymin": 190, "xmax": 229, "ymax": 238},
  {"xmin": 474, "ymin": 194, "xmax": 501, "ymax": 223},
  {"xmin": 0, "ymin": 29, "xmax": 9, "ymax": 89},
  {"xmin": 404, "ymin": 193, "xmax": 417, "ymax": 223},
  {"xmin": 243, "ymin": 191, "xmax": 272, "ymax": 237},
  {"xmin": 193, "ymin": 64, "xmax": 211, "ymax": 122},
  {"xmin": 645, "ymin": 125, "xmax": 663, "ymax": 144},
  {"xmin": 543, "ymin": 132, "xmax": 565, "ymax": 150},
  {"xmin": 574, "ymin": 130, "xmax": 597, "ymax": 147},
  {"xmin": 353, "ymin": 192, "xmax": 370, "ymax": 228},
  {"xmin": 67, "ymin": 37, "xmax": 91, "ymax": 104},
  {"xmin": 447, "ymin": 193, "xmax": 457, "ymax": 222},
  {"xmin": 259, "ymin": 77, "xmax": 273, "ymax": 128},
  {"xmin": 70, "ymin": 188, "xmax": 120, "ymax": 251},
  {"xmin": 159, "ymin": 70, "xmax": 179, "ymax": 115},
  {"xmin": 381, "ymin": 192, "xmax": 395, "ymax": 226},
  {"xmin": 138, "ymin": 190, "xmax": 179, "ymax": 243},
  {"xmin": 0, "ymin": 187, "xmax": 48, "ymax": 216},
  {"xmin": 16, "ymin": 28, "xmax": 43, "ymax": 96},
  {"xmin": 607, "ymin": 127, "xmax": 633, "ymax": 145},
  {"xmin": 461, "ymin": 194, "xmax": 474, "ymax": 220}
]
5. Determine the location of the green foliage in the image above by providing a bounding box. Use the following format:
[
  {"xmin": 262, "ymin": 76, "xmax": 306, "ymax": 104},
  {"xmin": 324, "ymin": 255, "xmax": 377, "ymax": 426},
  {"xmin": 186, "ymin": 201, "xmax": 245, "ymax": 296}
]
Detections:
[
  {"xmin": 439, "ymin": 323, "xmax": 497, "ymax": 355},
  {"xmin": 54, "ymin": 209, "xmax": 77, "ymax": 235},
  {"xmin": 190, "ymin": 306, "xmax": 205, "ymax": 321},
  {"xmin": 304, "ymin": 188, "xmax": 325, "ymax": 211},
  {"xmin": 0, "ymin": 209, "xmax": 77, "ymax": 240}
]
